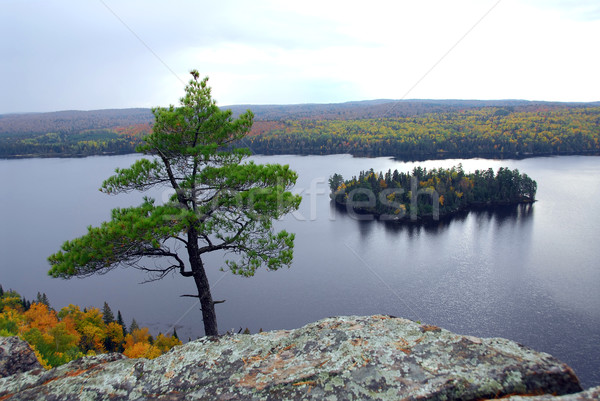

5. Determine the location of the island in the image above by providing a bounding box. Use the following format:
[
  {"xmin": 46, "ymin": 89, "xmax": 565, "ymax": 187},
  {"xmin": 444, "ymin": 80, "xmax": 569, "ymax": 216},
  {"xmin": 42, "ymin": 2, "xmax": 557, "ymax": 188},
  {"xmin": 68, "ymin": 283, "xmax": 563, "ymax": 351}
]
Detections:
[{"xmin": 329, "ymin": 165, "xmax": 537, "ymax": 222}]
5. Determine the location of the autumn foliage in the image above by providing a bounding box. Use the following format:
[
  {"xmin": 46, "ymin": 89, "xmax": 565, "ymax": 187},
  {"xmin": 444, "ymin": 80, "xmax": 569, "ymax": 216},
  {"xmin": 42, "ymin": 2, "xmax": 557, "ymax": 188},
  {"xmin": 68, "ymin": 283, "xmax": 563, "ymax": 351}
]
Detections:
[
  {"xmin": 330, "ymin": 165, "xmax": 537, "ymax": 221},
  {"xmin": 0, "ymin": 286, "xmax": 180, "ymax": 368},
  {"xmin": 1, "ymin": 103, "xmax": 598, "ymax": 159},
  {"xmin": 246, "ymin": 107, "xmax": 600, "ymax": 158}
]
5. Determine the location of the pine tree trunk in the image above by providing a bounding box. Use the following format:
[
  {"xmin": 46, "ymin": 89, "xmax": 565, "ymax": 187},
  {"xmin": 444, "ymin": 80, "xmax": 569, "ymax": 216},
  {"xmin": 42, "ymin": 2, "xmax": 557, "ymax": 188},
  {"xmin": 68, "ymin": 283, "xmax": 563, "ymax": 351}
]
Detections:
[
  {"xmin": 187, "ymin": 229, "xmax": 219, "ymax": 336},
  {"xmin": 192, "ymin": 266, "xmax": 219, "ymax": 336}
]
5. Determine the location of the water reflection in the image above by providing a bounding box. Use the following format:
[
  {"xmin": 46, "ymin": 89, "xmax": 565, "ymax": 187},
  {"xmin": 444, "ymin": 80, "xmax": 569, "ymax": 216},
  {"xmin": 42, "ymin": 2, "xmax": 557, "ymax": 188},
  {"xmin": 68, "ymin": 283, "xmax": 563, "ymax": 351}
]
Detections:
[
  {"xmin": 332, "ymin": 200, "xmax": 535, "ymax": 237},
  {"xmin": 471, "ymin": 203, "xmax": 535, "ymax": 228}
]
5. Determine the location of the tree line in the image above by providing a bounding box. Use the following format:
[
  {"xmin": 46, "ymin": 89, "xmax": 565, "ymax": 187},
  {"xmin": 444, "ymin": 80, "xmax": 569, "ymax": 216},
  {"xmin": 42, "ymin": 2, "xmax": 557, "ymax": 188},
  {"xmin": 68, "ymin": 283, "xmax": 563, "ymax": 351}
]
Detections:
[
  {"xmin": 0, "ymin": 284, "xmax": 181, "ymax": 368},
  {"xmin": 1, "ymin": 106, "xmax": 599, "ymax": 159},
  {"xmin": 0, "ymin": 125, "xmax": 151, "ymax": 158},
  {"xmin": 329, "ymin": 165, "xmax": 537, "ymax": 221},
  {"xmin": 246, "ymin": 107, "xmax": 600, "ymax": 159}
]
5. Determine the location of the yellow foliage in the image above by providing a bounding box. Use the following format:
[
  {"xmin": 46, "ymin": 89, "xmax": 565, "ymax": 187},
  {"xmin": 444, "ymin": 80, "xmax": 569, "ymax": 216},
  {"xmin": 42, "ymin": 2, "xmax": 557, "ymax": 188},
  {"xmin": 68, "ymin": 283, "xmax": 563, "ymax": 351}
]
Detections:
[
  {"xmin": 79, "ymin": 323, "xmax": 106, "ymax": 353},
  {"xmin": 145, "ymin": 345, "xmax": 162, "ymax": 359},
  {"xmin": 81, "ymin": 308, "xmax": 105, "ymax": 329},
  {"xmin": 1, "ymin": 295, "xmax": 24, "ymax": 312},
  {"xmin": 124, "ymin": 342, "xmax": 163, "ymax": 359},
  {"xmin": 124, "ymin": 327, "xmax": 151, "ymax": 348},
  {"xmin": 154, "ymin": 333, "xmax": 182, "ymax": 353},
  {"xmin": 105, "ymin": 322, "xmax": 124, "ymax": 345},
  {"xmin": 1, "ymin": 293, "xmax": 173, "ymax": 367},
  {"xmin": 0, "ymin": 308, "xmax": 24, "ymax": 329},
  {"xmin": 394, "ymin": 205, "xmax": 407, "ymax": 215},
  {"xmin": 123, "ymin": 328, "xmax": 181, "ymax": 359},
  {"xmin": 32, "ymin": 346, "xmax": 51, "ymax": 370},
  {"xmin": 58, "ymin": 304, "xmax": 83, "ymax": 324},
  {"xmin": 123, "ymin": 341, "xmax": 151, "ymax": 358}
]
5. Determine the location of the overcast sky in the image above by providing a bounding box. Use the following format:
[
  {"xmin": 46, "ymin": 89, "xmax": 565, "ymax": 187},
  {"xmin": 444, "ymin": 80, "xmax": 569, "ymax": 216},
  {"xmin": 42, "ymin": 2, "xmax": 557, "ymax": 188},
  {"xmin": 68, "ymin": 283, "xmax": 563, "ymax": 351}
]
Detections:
[{"xmin": 1, "ymin": 0, "xmax": 599, "ymax": 113}]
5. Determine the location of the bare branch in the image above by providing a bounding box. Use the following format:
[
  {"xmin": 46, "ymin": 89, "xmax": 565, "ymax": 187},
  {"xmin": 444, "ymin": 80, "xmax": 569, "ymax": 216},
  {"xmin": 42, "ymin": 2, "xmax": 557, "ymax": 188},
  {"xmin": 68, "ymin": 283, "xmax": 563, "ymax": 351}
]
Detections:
[
  {"xmin": 198, "ymin": 220, "xmax": 251, "ymax": 254},
  {"xmin": 172, "ymin": 236, "xmax": 189, "ymax": 246},
  {"xmin": 180, "ymin": 295, "xmax": 225, "ymax": 305}
]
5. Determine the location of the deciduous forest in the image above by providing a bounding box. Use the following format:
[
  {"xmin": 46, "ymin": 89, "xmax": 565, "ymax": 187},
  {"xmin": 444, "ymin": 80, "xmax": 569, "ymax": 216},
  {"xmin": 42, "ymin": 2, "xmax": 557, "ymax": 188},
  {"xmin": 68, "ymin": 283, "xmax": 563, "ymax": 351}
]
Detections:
[
  {"xmin": 0, "ymin": 284, "xmax": 181, "ymax": 368},
  {"xmin": 1, "ymin": 101, "xmax": 598, "ymax": 159},
  {"xmin": 248, "ymin": 107, "xmax": 600, "ymax": 159}
]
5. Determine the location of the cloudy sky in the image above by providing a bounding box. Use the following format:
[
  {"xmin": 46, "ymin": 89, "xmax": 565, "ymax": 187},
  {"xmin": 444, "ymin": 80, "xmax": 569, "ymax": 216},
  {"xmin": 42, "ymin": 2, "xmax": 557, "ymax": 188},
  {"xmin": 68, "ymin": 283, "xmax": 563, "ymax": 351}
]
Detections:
[{"xmin": 1, "ymin": 0, "xmax": 599, "ymax": 113}]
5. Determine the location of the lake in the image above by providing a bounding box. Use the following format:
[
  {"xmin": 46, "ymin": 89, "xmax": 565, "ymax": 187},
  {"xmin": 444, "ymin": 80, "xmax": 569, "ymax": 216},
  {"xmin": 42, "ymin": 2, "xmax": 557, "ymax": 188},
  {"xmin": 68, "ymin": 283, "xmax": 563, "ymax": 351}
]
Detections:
[{"xmin": 1, "ymin": 154, "xmax": 599, "ymax": 388}]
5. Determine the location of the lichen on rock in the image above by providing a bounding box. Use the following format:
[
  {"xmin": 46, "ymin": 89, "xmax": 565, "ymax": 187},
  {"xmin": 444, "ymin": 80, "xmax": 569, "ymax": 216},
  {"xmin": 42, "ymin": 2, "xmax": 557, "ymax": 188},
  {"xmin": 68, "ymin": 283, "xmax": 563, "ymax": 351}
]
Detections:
[
  {"xmin": 0, "ymin": 315, "xmax": 585, "ymax": 400},
  {"xmin": 0, "ymin": 336, "xmax": 43, "ymax": 378}
]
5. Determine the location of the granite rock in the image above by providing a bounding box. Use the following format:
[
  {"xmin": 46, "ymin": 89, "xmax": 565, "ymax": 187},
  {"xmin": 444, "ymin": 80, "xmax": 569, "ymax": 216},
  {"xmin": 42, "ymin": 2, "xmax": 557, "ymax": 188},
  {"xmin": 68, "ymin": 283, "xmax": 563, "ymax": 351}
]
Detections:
[
  {"xmin": 0, "ymin": 336, "xmax": 43, "ymax": 378},
  {"xmin": 0, "ymin": 315, "xmax": 584, "ymax": 400}
]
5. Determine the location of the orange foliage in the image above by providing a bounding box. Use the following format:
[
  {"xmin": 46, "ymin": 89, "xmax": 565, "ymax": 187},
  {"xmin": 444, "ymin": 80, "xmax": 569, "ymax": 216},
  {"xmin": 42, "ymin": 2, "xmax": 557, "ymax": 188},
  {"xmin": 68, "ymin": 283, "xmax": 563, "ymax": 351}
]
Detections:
[
  {"xmin": 1, "ymin": 290, "xmax": 182, "ymax": 367},
  {"xmin": 248, "ymin": 121, "xmax": 286, "ymax": 137},
  {"xmin": 113, "ymin": 123, "xmax": 152, "ymax": 140},
  {"xmin": 23, "ymin": 303, "xmax": 58, "ymax": 332}
]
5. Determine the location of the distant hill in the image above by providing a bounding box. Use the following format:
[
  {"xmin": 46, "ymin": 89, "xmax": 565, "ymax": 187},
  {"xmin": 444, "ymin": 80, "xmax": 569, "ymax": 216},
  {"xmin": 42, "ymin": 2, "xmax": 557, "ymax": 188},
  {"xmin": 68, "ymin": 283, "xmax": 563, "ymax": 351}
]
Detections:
[
  {"xmin": 0, "ymin": 108, "xmax": 153, "ymax": 137},
  {"xmin": 2, "ymin": 99, "xmax": 599, "ymax": 137},
  {"xmin": 1, "ymin": 99, "xmax": 599, "ymax": 158},
  {"xmin": 227, "ymin": 99, "xmax": 600, "ymax": 120}
]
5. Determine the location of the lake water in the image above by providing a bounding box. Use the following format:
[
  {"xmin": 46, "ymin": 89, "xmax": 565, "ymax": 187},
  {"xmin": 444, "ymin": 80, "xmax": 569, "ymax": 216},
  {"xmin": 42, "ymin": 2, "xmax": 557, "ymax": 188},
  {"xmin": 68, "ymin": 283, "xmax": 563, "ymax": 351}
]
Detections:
[{"xmin": 1, "ymin": 154, "xmax": 599, "ymax": 388}]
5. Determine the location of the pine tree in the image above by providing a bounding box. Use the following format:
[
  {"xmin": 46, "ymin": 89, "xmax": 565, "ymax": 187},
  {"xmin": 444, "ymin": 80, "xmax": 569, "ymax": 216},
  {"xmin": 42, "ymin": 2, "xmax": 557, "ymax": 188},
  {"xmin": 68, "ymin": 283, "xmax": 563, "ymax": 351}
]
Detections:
[
  {"xmin": 41, "ymin": 293, "xmax": 50, "ymax": 308},
  {"xmin": 21, "ymin": 296, "xmax": 30, "ymax": 311},
  {"xmin": 0, "ymin": 284, "xmax": 4, "ymax": 297},
  {"xmin": 129, "ymin": 319, "xmax": 139, "ymax": 333},
  {"xmin": 48, "ymin": 70, "xmax": 302, "ymax": 336},
  {"xmin": 102, "ymin": 302, "xmax": 115, "ymax": 324},
  {"xmin": 172, "ymin": 327, "xmax": 178, "ymax": 340},
  {"xmin": 117, "ymin": 310, "xmax": 126, "ymax": 334}
]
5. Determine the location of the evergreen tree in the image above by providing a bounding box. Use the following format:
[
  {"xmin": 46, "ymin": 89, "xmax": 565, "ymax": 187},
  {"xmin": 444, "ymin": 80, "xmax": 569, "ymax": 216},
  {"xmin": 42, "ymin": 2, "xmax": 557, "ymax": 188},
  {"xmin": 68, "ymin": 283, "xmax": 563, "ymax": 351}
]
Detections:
[
  {"xmin": 48, "ymin": 71, "xmax": 302, "ymax": 336},
  {"xmin": 172, "ymin": 327, "xmax": 178, "ymax": 340},
  {"xmin": 328, "ymin": 173, "xmax": 344, "ymax": 192},
  {"xmin": 42, "ymin": 293, "xmax": 50, "ymax": 308},
  {"xmin": 117, "ymin": 310, "xmax": 126, "ymax": 335},
  {"xmin": 20, "ymin": 296, "xmax": 30, "ymax": 311},
  {"xmin": 102, "ymin": 302, "xmax": 115, "ymax": 324},
  {"xmin": 0, "ymin": 284, "xmax": 4, "ymax": 297},
  {"xmin": 129, "ymin": 319, "xmax": 139, "ymax": 333}
]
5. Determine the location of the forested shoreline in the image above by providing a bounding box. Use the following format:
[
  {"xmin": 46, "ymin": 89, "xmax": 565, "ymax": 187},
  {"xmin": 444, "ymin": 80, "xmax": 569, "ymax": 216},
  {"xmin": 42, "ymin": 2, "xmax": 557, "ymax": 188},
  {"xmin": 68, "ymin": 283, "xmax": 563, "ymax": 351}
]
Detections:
[
  {"xmin": 1, "ymin": 104, "xmax": 599, "ymax": 159},
  {"xmin": 330, "ymin": 165, "xmax": 537, "ymax": 222},
  {"xmin": 247, "ymin": 107, "xmax": 600, "ymax": 159},
  {"xmin": 0, "ymin": 125, "xmax": 151, "ymax": 158}
]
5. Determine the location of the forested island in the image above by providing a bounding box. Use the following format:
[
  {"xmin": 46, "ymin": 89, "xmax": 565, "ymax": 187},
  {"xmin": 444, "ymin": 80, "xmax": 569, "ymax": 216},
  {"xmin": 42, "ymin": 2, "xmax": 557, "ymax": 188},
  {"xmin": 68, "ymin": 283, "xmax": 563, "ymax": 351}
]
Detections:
[
  {"xmin": 329, "ymin": 165, "xmax": 537, "ymax": 222},
  {"xmin": 1, "ymin": 101, "xmax": 599, "ymax": 159}
]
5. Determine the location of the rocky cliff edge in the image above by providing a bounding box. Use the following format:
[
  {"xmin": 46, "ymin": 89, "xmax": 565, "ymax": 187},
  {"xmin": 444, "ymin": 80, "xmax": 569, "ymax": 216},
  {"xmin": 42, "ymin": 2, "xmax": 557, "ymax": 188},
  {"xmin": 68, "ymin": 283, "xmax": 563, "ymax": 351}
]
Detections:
[{"xmin": 1, "ymin": 315, "xmax": 596, "ymax": 400}]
